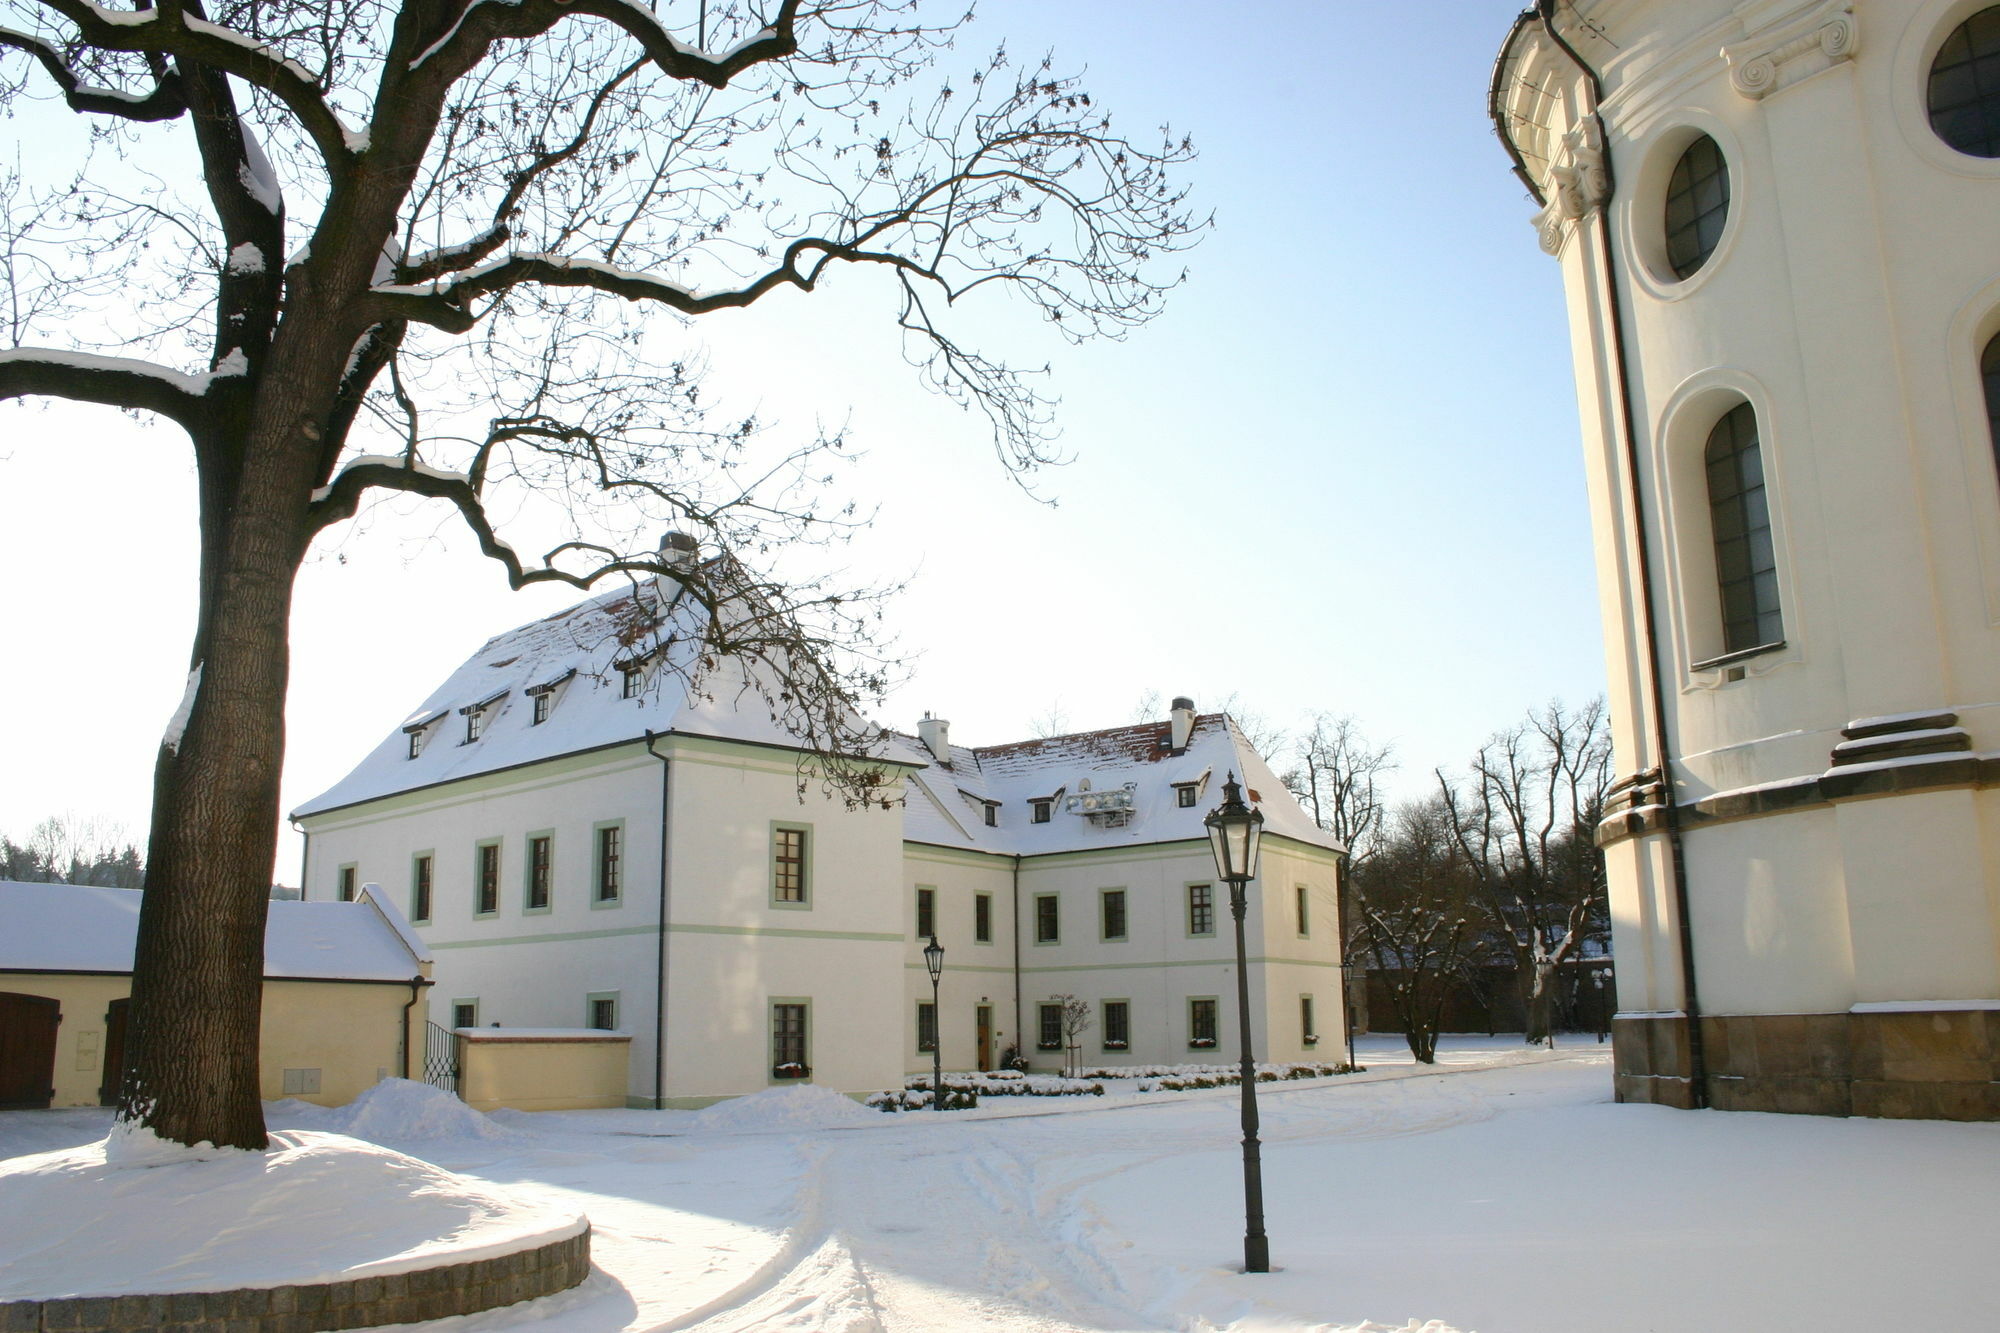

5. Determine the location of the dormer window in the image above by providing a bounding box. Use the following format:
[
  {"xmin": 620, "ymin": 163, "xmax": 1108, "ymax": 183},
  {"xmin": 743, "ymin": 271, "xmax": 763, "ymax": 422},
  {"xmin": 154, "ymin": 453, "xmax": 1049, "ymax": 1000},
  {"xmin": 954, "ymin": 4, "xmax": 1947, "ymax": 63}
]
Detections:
[
  {"xmin": 524, "ymin": 668, "xmax": 575, "ymax": 726},
  {"xmin": 401, "ymin": 709, "xmax": 446, "ymax": 760},
  {"xmin": 1176, "ymin": 786, "xmax": 1197, "ymax": 809},
  {"xmin": 983, "ymin": 803, "xmax": 998, "ymax": 827},
  {"xmin": 1031, "ymin": 800, "xmax": 1051, "ymax": 824},
  {"xmin": 621, "ymin": 666, "xmax": 643, "ymax": 699},
  {"xmin": 458, "ymin": 689, "xmax": 507, "ymax": 744}
]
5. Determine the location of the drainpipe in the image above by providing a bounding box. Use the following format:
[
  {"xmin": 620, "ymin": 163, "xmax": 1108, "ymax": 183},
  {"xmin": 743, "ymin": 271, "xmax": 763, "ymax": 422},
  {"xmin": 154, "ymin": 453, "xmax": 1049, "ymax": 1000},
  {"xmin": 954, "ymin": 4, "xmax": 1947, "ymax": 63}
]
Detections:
[
  {"xmin": 1518, "ymin": 0, "xmax": 1708, "ymax": 1106},
  {"xmin": 1010, "ymin": 854, "xmax": 1022, "ymax": 1067},
  {"xmin": 401, "ymin": 974, "xmax": 425, "ymax": 1080},
  {"xmin": 644, "ymin": 730, "xmax": 673, "ymax": 1109},
  {"xmin": 294, "ymin": 821, "xmax": 310, "ymax": 901}
]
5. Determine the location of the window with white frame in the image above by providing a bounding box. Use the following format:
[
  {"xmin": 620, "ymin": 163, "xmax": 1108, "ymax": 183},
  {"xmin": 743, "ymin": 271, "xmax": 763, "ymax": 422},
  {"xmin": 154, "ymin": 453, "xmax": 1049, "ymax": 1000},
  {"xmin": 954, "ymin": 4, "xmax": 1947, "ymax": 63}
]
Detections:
[
  {"xmin": 1037, "ymin": 1003, "xmax": 1064, "ymax": 1051},
  {"xmin": 1034, "ymin": 893, "xmax": 1059, "ymax": 944},
  {"xmin": 917, "ymin": 1002, "xmax": 938, "ymax": 1053},
  {"xmin": 1188, "ymin": 996, "xmax": 1219, "ymax": 1048},
  {"xmin": 1187, "ymin": 883, "xmax": 1214, "ymax": 936},
  {"xmin": 524, "ymin": 834, "xmax": 551, "ymax": 911},
  {"xmin": 595, "ymin": 824, "xmax": 622, "ymax": 903},
  {"xmin": 916, "ymin": 886, "xmax": 935, "ymax": 939},
  {"xmin": 1102, "ymin": 1000, "xmax": 1130, "ymax": 1050}
]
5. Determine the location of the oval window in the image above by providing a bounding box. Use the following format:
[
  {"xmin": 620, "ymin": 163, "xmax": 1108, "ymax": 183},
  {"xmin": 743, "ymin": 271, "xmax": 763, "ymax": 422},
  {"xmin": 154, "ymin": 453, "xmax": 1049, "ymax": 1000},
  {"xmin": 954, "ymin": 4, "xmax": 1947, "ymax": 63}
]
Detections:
[
  {"xmin": 1929, "ymin": 6, "xmax": 2000, "ymax": 157},
  {"xmin": 1664, "ymin": 135, "xmax": 1729, "ymax": 280}
]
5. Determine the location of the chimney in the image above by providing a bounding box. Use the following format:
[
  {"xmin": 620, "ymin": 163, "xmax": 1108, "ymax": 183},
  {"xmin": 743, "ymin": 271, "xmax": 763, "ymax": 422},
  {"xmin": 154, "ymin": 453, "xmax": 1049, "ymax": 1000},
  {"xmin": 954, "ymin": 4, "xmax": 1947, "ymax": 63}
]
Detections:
[
  {"xmin": 1170, "ymin": 696, "xmax": 1196, "ymax": 752},
  {"xmin": 917, "ymin": 713, "xmax": 951, "ymax": 765},
  {"xmin": 658, "ymin": 530, "xmax": 699, "ymax": 573}
]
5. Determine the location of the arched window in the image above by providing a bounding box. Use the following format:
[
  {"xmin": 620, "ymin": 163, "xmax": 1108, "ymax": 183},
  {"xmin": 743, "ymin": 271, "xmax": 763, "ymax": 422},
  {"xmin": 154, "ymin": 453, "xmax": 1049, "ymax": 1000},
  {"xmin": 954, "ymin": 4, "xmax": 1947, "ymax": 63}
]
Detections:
[
  {"xmin": 1983, "ymin": 332, "xmax": 2000, "ymax": 466},
  {"xmin": 1929, "ymin": 6, "xmax": 2000, "ymax": 158},
  {"xmin": 1664, "ymin": 135, "xmax": 1729, "ymax": 280},
  {"xmin": 1705, "ymin": 403, "xmax": 1782, "ymax": 654}
]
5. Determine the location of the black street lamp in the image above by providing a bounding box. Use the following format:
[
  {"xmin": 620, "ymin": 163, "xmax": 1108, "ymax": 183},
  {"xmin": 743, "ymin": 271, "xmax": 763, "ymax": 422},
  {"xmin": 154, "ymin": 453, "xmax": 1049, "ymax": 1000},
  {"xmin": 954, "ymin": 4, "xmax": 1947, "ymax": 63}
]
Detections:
[
  {"xmin": 1204, "ymin": 771, "xmax": 1269, "ymax": 1274},
  {"xmin": 923, "ymin": 932, "xmax": 945, "ymax": 1111}
]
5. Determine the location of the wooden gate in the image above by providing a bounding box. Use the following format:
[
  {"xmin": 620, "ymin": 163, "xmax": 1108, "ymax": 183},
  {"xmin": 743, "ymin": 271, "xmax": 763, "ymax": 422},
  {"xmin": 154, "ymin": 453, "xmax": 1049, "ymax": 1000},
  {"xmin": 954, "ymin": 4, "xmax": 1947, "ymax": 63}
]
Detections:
[
  {"xmin": 99, "ymin": 997, "xmax": 129, "ymax": 1107},
  {"xmin": 0, "ymin": 992, "xmax": 60, "ymax": 1110}
]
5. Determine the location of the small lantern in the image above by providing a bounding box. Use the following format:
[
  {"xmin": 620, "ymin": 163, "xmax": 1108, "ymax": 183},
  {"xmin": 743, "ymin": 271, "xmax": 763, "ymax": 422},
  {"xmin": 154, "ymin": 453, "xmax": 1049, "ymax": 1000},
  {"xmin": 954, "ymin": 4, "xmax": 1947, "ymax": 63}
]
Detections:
[
  {"xmin": 1204, "ymin": 772, "xmax": 1265, "ymax": 884},
  {"xmin": 924, "ymin": 933, "xmax": 945, "ymax": 984}
]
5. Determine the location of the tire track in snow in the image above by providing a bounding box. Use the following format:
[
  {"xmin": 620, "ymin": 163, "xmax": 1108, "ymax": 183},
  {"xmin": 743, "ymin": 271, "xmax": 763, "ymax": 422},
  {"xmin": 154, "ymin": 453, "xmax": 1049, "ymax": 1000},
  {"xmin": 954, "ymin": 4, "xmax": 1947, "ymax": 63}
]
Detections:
[{"xmin": 645, "ymin": 1055, "xmax": 1598, "ymax": 1332}]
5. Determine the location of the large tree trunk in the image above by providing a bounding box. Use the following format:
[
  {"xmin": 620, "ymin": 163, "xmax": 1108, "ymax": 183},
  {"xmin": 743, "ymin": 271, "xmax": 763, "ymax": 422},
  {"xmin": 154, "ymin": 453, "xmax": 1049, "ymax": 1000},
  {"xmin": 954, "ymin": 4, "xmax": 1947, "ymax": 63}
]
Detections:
[
  {"xmin": 1522, "ymin": 961, "xmax": 1557, "ymax": 1045},
  {"xmin": 117, "ymin": 414, "xmax": 315, "ymax": 1151}
]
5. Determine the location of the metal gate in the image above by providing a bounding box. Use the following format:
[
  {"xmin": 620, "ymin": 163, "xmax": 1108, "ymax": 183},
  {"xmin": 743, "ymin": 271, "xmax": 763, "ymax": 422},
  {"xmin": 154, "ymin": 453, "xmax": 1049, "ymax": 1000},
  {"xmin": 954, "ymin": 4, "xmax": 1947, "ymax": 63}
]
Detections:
[{"xmin": 422, "ymin": 1020, "xmax": 461, "ymax": 1097}]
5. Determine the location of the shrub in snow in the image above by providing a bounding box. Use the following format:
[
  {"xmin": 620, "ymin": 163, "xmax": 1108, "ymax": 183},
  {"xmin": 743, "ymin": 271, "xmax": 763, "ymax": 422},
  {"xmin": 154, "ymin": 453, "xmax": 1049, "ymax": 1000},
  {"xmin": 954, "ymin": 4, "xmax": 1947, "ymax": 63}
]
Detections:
[
  {"xmin": 1077, "ymin": 1060, "xmax": 1355, "ymax": 1093},
  {"xmin": 867, "ymin": 1087, "xmax": 979, "ymax": 1113},
  {"xmin": 869, "ymin": 1071, "xmax": 1104, "ymax": 1110}
]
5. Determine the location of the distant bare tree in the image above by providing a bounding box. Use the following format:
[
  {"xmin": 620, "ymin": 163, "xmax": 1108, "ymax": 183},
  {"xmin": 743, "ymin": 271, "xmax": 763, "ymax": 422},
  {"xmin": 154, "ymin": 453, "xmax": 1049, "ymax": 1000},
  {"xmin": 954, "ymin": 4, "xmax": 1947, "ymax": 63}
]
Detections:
[
  {"xmin": 1437, "ymin": 699, "xmax": 1612, "ymax": 1045},
  {"xmin": 1028, "ymin": 701, "xmax": 1074, "ymax": 739},
  {"xmin": 1283, "ymin": 714, "xmax": 1394, "ymax": 862},
  {"xmin": 1349, "ymin": 798, "xmax": 1479, "ymax": 1063}
]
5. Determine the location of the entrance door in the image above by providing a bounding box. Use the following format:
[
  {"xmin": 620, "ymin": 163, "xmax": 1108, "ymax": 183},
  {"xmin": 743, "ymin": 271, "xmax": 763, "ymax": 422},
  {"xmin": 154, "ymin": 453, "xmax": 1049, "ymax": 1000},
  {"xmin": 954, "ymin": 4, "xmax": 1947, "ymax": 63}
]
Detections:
[
  {"xmin": 975, "ymin": 1005, "xmax": 992, "ymax": 1072},
  {"xmin": 100, "ymin": 997, "xmax": 130, "ymax": 1107},
  {"xmin": 0, "ymin": 992, "xmax": 60, "ymax": 1110}
]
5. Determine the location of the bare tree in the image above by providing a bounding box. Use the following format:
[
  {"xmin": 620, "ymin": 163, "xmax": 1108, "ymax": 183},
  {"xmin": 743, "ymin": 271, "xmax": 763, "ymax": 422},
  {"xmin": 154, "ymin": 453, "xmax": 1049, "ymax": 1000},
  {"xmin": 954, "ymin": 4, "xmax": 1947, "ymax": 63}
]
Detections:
[
  {"xmin": 0, "ymin": 0, "xmax": 1200, "ymax": 1150},
  {"xmin": 1050, "ymin": 992, "xmax": 1092, "ymax": 1077},
  {"xmin": 1348, "ymin": 797, "xmax": 1480, "ymax": 1063},
  {"xmin": 1283, "ymin": 714, "xmax": 1393, "ymax": 862},
  {"xmin": 1437, "ymin": 699, "xmax": 1612, "ymax": 1045}
]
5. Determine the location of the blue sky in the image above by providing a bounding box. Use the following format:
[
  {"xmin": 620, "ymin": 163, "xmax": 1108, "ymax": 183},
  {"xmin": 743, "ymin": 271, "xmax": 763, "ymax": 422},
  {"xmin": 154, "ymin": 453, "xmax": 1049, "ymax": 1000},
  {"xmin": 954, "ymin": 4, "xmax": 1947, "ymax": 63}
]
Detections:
[{"xmin": 0, "ymin": 1, "xmax": 1600, "ymax": 871}]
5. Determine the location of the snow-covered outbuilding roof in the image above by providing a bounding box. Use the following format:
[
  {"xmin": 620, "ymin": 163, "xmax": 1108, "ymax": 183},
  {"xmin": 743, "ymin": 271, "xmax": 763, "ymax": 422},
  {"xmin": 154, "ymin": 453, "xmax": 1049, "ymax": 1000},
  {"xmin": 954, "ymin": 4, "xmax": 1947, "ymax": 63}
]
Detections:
[
  {"xmin": 895, "ymin": 711, "xmax": 1343, "ymax": 858},
  {"xmin": 295, "ymin": 565, "xmax": 919, "ymax": 818},
  {"xmin": 0, "ymin": 881, "xmax": 430, "ymax": 981}
]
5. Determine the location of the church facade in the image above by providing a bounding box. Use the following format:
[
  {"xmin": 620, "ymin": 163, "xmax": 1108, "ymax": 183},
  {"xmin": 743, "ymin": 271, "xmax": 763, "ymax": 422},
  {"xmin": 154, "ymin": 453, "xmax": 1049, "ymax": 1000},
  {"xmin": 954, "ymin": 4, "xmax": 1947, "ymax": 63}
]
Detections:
[{"xmin": 1493, "ymin": 0, "xmax": 2000, "ymax": 1118}]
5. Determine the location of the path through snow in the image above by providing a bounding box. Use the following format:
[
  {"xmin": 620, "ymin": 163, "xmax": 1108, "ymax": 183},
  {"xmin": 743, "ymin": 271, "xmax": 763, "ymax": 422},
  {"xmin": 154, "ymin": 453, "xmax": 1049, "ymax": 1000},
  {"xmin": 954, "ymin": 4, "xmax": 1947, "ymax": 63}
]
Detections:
[{"xmin": 6, "ymin": 1039, "xmax": 1996, "ymax": 1331}]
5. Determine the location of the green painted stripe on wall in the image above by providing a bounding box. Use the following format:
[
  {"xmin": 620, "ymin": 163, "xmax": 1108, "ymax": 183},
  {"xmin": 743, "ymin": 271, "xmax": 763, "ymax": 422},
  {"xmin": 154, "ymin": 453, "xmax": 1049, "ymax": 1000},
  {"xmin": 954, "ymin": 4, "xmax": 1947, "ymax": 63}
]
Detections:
[{"xmin": 430, "ymin": 921, "xmax": 903, "ymax": 950}]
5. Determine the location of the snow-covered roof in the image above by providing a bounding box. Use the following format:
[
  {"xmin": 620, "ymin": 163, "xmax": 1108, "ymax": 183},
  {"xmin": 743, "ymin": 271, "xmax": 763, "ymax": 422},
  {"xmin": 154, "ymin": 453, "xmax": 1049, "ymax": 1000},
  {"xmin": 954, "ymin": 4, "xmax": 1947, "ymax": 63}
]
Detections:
[
  {"xmin": 295, "ymin": 565, "xmax": 912, "ymax": 818},
  {"xmin": 895, "ymin": 713, "xmax": 1343, "ymax": 858},
  {"xmin": 0, "ymin": 881, "xmax": 430, "ymax": 981}
]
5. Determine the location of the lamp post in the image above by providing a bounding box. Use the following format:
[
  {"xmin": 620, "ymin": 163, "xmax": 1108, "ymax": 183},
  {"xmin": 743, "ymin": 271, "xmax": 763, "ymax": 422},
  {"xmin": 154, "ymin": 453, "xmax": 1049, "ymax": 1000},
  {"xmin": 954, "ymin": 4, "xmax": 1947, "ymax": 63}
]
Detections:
[
  {"xmin": 924, "ymin": 933, "xmax": 945, "ymax": 1111},
  {"xmin": 1204, "ymin": 772, "xmax": 1269, "ymax": 1274}
]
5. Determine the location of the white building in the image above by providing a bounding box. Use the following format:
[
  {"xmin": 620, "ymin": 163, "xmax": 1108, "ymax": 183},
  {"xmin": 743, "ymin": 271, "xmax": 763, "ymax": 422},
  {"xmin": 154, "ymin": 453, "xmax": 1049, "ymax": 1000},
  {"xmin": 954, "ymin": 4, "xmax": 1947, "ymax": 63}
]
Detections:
[
  {"xmin": 293, "ymin": 569, "xmax": 1346, "ymax": 1107},
  {"xmin": 1493, "ymin": 0, "xmax": 2000, "ymax": 1118}
]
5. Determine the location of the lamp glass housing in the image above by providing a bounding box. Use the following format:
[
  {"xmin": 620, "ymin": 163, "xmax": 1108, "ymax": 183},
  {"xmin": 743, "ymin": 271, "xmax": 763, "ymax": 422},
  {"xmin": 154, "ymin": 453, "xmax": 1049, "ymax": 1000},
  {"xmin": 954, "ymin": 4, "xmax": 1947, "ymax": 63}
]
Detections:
[
  {"xmin": 923, "ymin": 933, "xmax": 945, "ymax": 983},
  {"xmin": 1203, "ymin": 773, "xmax": 1265, "ymax": 883}
]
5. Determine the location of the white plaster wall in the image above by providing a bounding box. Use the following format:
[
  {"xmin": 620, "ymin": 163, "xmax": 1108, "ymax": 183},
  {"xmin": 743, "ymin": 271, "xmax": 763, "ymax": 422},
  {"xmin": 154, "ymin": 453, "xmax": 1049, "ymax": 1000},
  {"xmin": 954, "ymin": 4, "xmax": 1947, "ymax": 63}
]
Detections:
[
  {"xmin": 1528, "ymin": 0, "xmax": 2000, "ymax": 1020},
  {"xmin": 903, "ymin": 846, "xmax": 1019, "ymax": 1074},
  {"xmin": 658, "ymin": 740, "xmax": 907, "ymax": 1102},
  {"xmin": 300, "ymin": 746, "xmax": 665, "ymax": 1094}
]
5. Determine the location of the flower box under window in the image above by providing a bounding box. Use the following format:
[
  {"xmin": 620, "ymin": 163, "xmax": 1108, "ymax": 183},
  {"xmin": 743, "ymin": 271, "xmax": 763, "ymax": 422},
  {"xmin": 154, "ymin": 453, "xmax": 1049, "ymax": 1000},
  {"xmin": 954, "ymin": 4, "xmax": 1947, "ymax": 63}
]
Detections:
[
  {"xmin": 1188, "ymin": 1037, "xmax": 1217, "ymax": 1049},
  {"xmin": 772, "ymin": 1062, "xmax": 812, "ymax": 1080},
  {"xmin": 1102, "ymin": 1040, "xmax": 1129, "ymax": 1051},
  {"xmin": 1036, "ymin": 1039, "xmax": 1063, "ymax": 1052},
  {"xmin": 1303, "ymin": 1034, "xmax": 1320, "ymax": 1047}
]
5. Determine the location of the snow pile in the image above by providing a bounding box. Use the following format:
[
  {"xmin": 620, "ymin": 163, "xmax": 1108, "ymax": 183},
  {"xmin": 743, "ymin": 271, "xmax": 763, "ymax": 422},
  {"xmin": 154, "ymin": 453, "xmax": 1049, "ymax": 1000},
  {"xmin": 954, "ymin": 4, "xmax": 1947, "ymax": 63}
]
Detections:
[
  {"xmin": 290, "ymin": 1077, "xmax": 515, "ymax": 1144},
  {"xmin": 684, "ymin": 1084, "xmax": 879, "ymax": 1133},
  {"xmin": 0, "ymin": 1129, "xmax": 583, "ymax": 1301}
]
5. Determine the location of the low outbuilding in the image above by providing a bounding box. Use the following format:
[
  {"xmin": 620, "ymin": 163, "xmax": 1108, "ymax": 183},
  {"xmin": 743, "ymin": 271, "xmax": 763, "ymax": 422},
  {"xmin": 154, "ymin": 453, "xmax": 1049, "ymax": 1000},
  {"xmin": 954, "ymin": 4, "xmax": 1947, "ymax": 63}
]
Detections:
[{"xmin": 0, "ymin": 880, "xmax": 431, "ymax": 1109}]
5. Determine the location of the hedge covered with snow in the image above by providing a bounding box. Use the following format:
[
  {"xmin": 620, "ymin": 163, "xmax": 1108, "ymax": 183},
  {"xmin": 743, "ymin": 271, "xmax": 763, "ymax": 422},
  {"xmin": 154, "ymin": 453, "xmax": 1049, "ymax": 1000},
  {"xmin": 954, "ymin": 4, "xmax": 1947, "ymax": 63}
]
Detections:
[
  {"xmin": 1078, "ymin": 1060, "xmax": 1355, "ymax": 1091},
  {"xmin": 867, "ymin": 1069, "xmax": 1106, "ymax": 1112}
]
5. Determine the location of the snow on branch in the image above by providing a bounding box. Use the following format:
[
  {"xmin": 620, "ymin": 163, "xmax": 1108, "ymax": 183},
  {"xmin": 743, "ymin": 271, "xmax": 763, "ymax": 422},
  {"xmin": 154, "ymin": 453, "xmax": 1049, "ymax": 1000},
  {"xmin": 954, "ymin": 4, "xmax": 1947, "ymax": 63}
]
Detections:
[
  {"xmin": 0, "ymin": 348, "xmax": 215, "ymax": 425},
  {"xmin": 33, "ymin": 0, "xmax": 361, "ymax": 168},
  {"xmin": 0, "ymin": 24, "xmax": 186, "ymax": 121}
]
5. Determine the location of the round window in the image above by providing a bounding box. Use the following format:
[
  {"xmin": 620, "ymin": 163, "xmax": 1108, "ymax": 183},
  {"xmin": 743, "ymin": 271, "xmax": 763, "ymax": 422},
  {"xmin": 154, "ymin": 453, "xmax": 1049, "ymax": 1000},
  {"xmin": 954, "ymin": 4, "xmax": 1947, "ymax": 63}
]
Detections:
[
  {"xmin": 1929, "ymin": 6, "xmax": 2000, "ymax": 157},
  {"xmin": 1663, "ymin": 135, "xmax": 1729, "ymax": 281}
]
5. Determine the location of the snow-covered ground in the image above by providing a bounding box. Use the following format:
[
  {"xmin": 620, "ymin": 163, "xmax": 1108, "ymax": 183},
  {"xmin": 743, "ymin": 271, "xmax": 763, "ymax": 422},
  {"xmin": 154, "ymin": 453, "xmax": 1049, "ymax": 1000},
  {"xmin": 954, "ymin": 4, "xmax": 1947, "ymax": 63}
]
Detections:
[{"xmin": 4, "ymin": 1035, "xmax": 1995, "ymax": 1331}]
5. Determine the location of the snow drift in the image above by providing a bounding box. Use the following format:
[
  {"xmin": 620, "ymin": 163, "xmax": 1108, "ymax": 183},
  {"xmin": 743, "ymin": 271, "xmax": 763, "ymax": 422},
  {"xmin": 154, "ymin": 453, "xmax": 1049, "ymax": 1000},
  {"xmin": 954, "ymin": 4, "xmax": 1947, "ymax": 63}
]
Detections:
[{"xmin": 0, "ymin": 1128, "xmax": 581, "ymax": 1301}]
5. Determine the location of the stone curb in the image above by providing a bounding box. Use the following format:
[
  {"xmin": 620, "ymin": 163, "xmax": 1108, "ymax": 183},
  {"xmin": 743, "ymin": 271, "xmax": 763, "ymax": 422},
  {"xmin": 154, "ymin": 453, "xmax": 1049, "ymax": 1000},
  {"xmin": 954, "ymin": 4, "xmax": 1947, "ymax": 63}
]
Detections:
[{"xmin": 0, "ymin": 1225, "xmax": 588, "ymax": 1333}]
